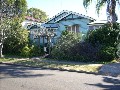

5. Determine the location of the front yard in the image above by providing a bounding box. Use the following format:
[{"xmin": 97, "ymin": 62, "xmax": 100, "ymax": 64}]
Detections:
[{"xmin": 0, "ymin": 57, "xmax": 103, "ymax": 73}]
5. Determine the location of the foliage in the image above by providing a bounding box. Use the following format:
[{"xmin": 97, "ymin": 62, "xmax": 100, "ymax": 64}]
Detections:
[
  {"xmin": 65, "ymin": 42, "xmax": 116, "ymax": 62},
  {"xmin": 3, "ymin": 18, "xmax": 29, "ymax": 55},
  {"xmin": 83, "ymin": 0, "xmax": 120, "ymax": 22},
  {"xmin": 20, "ymin": 45, "xmax": 31, "ymax": 57},
  {"xmin": 27, "ymin": 8, "xmax": 48, "ymax": 22},
  {"xmin": 3, "ymin": 18, "xmax": 45, "ymax": 57},
  {"xmin": 51, "ymin": 23, "xmax": 120, "ymax": 62},
  {"xmin": 51, "ymin": 31, "xmax": 82, "ymax": 60},
  {"xmin": 61, "ymin": 30, "xmax": 69, "ymax": 36},
  {"xmin": 20, "ymin": 44, "xmax": 44, "ymax": 57},
  {"xmin": 86, "ymin": 23, "xmax": 120, "ymax": 47},
  {"xmin": 0, "ymin": 0, "xmax": 27, "ymax": 16},
  {"xmin": 99, "ymin": 46, "xmax": 116, "ymax": 61},
  {"xmin": 68, "ymin": 42, "xmax": 101, "ymax": 62},
  {"xmin": 51, "ymin": 41, "xmax": 116, "ymax": 62},
  {"xmin": 85, "ymin": 23, "xmax": 120, "ymax": 61},
  {"xmin": 30, "ymin": 45, "xmax": 44, "ymax": 57},
  {"xmin": 117, "ymin": 43, "xmax": 120, "ymax": 58},
  {"xmin": 0, "ymin": 0, "xmax": 27, "ymax": 57}
]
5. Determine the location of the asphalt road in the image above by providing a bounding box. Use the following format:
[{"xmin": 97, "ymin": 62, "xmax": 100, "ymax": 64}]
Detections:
[{"xmin": 0, "ymin": 64, "xmax": 120, "ymax": 90}]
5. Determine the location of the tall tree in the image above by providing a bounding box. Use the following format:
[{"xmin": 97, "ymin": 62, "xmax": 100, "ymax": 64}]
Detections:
[
  {"xmin": 0, "ymin": 0, "xmax": 27, "ymax": 57},
  {"xmin": 83, "ymin": 0, "xmax": 120, "ymax": 23},
  {"xmin": 27, "ymin": 8, "xmax": 48, "ymax": 22},
  {"xmin": 3, "ymin": 18, "xmax": 29, "ymax": 55}
]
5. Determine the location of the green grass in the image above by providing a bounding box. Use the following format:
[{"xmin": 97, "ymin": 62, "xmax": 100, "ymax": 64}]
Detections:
[{"xmin": 0, "ymin": 58, "xmax": 16, "ymax": 62}]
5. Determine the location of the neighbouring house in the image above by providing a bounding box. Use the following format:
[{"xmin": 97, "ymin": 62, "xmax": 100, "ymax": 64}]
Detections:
[
  {"xmin": 88, "ymin": 20, "xmax": 120, "ymax": 30},
  {"xmin": 21, "ymin": 16, "xmax": 43, "ymax": 45},
  {"xmin": 88, "ymin": 20, "xmax": 108, "ymax": 30},
  {"xmin": 28, "ymin": 10, "xmax": 96, "ymax": 47},
  {"xmin": 22, "ymin": 16, "xmax": 41, "ymax": 29}
]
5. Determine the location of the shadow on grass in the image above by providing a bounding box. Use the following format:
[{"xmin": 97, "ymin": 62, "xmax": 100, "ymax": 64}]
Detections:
[
  {"xmin": 85, "ymin": 77, "xmax": 120, "ymax": 90},
  {"xmin": 0, "ymin": 64, "xmax": 54, "ymax": 79},
  {"xmin": 12, "ymin": 60, "xmax": 102, "ymax": 76}
]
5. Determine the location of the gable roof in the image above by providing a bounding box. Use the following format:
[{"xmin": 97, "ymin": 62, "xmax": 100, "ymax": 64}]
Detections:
[{"xmin": 45, "ymin": 10, "xmax": 96, "ymax": 24}]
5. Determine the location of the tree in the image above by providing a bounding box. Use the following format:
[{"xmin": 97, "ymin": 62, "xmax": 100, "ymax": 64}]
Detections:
[
  {"xmin": 27, "ymin": 8, "xmax": 48, "ymax": 22},
  {"xmin": 83, "ymin": 0, "xmax": 120, "ymax": 23},
  {"xmin": 3, "ymin": 18, "xmax": 29, "ymax": 55},
  {"xmin": 0, "ymin": 0, "xmax": 27, "ymax": 57}
]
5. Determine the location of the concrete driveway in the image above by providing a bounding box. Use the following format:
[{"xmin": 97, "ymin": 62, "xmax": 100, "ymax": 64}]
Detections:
[{"xmin": 0, "ymin": 64, "xmax": 120, "ymax": 90}]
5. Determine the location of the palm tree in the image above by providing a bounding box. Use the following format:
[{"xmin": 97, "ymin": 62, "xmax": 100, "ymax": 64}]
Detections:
[{"xmin": 83, "ymin": 0, "xmax": 120, "ymax": 23}]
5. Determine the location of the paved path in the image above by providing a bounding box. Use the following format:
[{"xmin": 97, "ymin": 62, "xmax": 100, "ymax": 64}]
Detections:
[{"xmin": 0, "ymin": 64, "xmax": 120, "ymax": 90}]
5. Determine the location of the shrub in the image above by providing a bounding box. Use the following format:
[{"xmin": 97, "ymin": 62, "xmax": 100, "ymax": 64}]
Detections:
[
  {"xmin": 20, "ymin": 45, "xmax": 31, "ymax": 57},
  {"xmin": 117, "ymin": 43, "xmax": 120, "ymax": 58},
  {"xmin": 69, "ymin": 42, "xmax": 101, "ymax": 62},
  {"xmin": 52, "ymin": 23, "xmax": 120, "ymax": 62},
  {"xmin": 20, "ymin": 45, "xmax": 44, "ymax": 57},
  {"xmin": 85, "ymin": 23, "xmax": 120, "ymax": 61},
  {"xmin": 99, "ymin": 46, "xmax": 116, "ymax": 61},
  {"xmin": 51, "ymin": 31, "xmax": 82, "ymax": 60},
  {"xmin": 86, "ymin": 23, "xmax": 120, "ymax": 46},
  {"xmin": 65, "ymin": 42, "xmax": 116, "ymax": 62},
  {"xmin": 30, "ymin": 45, "xmax": 44, "ymax": 57}
]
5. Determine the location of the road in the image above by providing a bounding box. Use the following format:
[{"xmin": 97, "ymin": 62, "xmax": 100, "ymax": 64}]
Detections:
[{"xmin": 0, "ymin": 64, "xmax": 120, "ymax": 90}]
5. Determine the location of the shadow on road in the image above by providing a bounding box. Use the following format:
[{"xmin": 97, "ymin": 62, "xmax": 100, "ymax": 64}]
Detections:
[
  {"xmin": 0, "ymin": 64, "xmax": 54, "ymax": 79},
  {"xmin": 85, "ymin": 77, "xmax": 120, "ymax": 90}
]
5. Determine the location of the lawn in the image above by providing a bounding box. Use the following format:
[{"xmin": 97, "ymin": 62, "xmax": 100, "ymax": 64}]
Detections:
[{"xmin": 0, "ymin": 57, "xmax": 103, "ymax": 73}]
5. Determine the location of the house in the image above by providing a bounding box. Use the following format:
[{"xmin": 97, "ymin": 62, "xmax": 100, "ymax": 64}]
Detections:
[
  {"xmin": 41, "ymin": 10, "xmax": 95, "ymax": 42},
  {"xmin": 29, "ymin": 10, "xmax": 95, "ymax": 47},
  {"xmin": 88, "ymin": 20, "xmax": 108, "ymax": 30},
  {"xmin": 22, "ymin": 16, "xmax": 41, "ymax": 29}
]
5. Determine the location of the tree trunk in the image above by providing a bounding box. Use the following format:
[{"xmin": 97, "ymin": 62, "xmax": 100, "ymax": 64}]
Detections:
[
  {"xmin": 107, "ymin": 0, "xmax": 117, "ymax": 23},
  {"xmin": 0, "ymin": 29, "xmax": 3, "ymax": 58},
  {"xmin": 0, "ymin": 43, "xmax": 3, "ymax": 58},
  {"xmin": 38, "ymin": 36, "xmax": 40, "ymax": 47}
]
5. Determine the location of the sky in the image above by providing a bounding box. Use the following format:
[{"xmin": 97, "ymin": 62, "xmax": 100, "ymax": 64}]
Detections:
[{"xmin": 26, "ymin": 0, "xmax": 120, "ymax": 22}]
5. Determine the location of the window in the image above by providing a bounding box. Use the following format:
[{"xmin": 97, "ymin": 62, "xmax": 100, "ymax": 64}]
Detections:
[{"xmin": 66, "ymin": 24, "xmax": 80, "ymax": 33}]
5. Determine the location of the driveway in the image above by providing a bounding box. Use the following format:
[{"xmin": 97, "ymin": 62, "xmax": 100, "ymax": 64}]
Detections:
[{"xmin": 0, "ymin": 64, "xmax": 120, "ymax": 90}]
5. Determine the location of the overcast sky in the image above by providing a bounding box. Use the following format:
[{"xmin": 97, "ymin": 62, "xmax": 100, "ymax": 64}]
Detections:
[{"xmin": 27, "ymin": 0, "xmax": 120, "ymax": 22}]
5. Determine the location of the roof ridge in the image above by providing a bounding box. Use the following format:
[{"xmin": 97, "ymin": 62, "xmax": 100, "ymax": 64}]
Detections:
[
  {"xmin": 45, "ymin": 10, "xmax": 96, "ymax": 24},
  {"xmin": 54, "ymin": 11, "xmax": 95, "ymax": 22},
  {"xmin": 55, "ymin": 12, "xmax": 71, "ymax": 22},
  {"xmin": 44, "ymin": 10, "xmax": 68, "ymax": 23}
]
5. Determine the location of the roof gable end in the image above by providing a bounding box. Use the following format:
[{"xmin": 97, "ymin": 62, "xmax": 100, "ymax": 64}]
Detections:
[
  {"xmin": 45, "ymin": 10, "xmax": 70, "ymax": 24},
  {"xmin": 44, "ymin": 10, "xmax": 96, "ymax": 24},
  {"xmin": 55, "ymin": 11, "xmax": 95, "ymax": 22}
]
